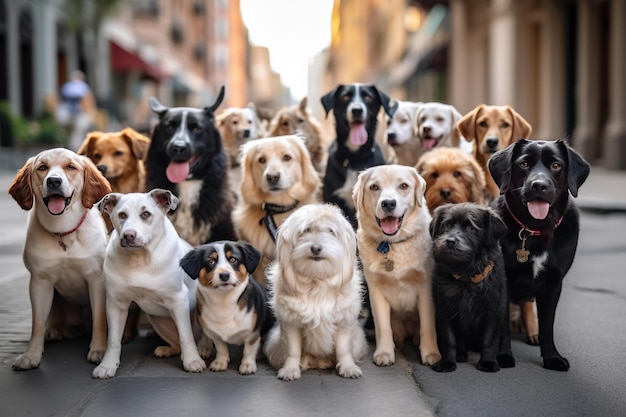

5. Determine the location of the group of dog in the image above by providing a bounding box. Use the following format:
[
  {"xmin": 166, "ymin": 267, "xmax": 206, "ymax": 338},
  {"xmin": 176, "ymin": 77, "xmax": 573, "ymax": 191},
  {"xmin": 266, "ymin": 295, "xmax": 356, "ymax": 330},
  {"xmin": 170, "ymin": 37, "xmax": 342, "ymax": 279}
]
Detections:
[{"xmin": 8, "ymin": 82, "xmax": 590, "ymax": 382}]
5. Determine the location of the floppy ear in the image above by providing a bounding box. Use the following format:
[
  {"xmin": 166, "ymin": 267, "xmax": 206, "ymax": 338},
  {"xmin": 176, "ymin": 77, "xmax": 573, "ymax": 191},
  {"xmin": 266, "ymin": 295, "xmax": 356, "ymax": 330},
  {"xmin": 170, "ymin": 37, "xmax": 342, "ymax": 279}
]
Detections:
[
  {"xmin": 149, "ymin": 188, "xmax": 179, "ymax": 212},
  {"xmin": 82, "ymin": 156, "xmax": 112, "ymax": 208},
  {"xmin": 466, "ymin": 156, "xmax": 488, "ymax": 204},
  {"xmin": 98, "ymin": 192, "xmax": 122, "ymax": 217},
  {"xmin": 429, "ymin": 205, "xmax": 446, "ymax": 238},
  {"xmin": 457, "ymin": 105, "xmax": 483, "ymax": 143},
  {"xmin": 8, "ymin": 156, "xmax": 35, "ymax": 210},
  {"xmin": 239, "ymin": 241, "xmax": 261, "ymax": 274},
  {"xmin": 149, "ymin": 97, "xmax": 169, "ymax": 118},
  {"xmin": 76, "ymin": 132, "xmax": 101, "ymax": 157},
  {"xmin": 239, "ymin": 142, "xmax": 263, "ymax": 204},
  {"xmin": 488, "ymin": 141, "xmax": 517, "ymax": 195},
  {"xmin": 486, "ymin": 208, "xmax": 507, "ymax": 242},
  {"xmin": 205, "ymin": 85, "xmax": 225, "ymax": 114},
  {"xmin": 294, "ymin": 136, "xmax": 321, "ymax": 194},
  {"xmin": 321, "ymin": 85, "xmax": 341, "ymax": 117},
  {"xmin": 370, "ymin": 86, "xmax": 397, "ymax": 118},
  {"xmin": 507, "ymin": 106, "xmax": 532, "ymax": 141},
  {"xmin": 179, "ymin": 248, "xmax": 205, "ymax": 280},
  {"xmin": 448, "ymin": 105, "xmax": 463, "ymax": 147},
  {"xmin": 121, "ymin": 128, "xmax": 151, "ymax": 160},
  {"xmin": 351, "ymin": 168, "xmax": 371, "ymax": 216},
  {"xmin": 412, "ymin": 168, "xmax": 427, "ymax": 208},
  {"xmin": 560, "ymin": 140, "xmax": 590, "ymax": 197}
]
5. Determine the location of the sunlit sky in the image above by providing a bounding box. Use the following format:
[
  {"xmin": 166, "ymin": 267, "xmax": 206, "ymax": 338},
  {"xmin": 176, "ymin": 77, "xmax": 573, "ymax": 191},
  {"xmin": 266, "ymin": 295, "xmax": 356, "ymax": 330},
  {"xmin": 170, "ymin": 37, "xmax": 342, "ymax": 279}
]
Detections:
[{"xmin": 240, "ymin": 0, "xmax": 335, "ymax": 100}]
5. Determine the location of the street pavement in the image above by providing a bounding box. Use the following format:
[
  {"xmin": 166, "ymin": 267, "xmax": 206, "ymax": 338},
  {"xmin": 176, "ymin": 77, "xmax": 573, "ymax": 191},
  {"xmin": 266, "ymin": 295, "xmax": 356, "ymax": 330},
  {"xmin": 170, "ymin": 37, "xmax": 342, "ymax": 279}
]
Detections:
[{"xmin": 0, "ymin": 152, "xmax": 625, "ymax": 416}]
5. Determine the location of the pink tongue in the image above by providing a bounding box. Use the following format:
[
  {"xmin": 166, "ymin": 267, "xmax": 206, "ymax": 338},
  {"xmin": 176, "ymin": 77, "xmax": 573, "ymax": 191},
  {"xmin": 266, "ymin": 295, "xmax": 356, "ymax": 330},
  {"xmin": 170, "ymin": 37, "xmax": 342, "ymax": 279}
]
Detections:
[
  {"xmin": 528, "ymin": 201, "xmax": 550, "ymax": 220},
  {"xmin": 380, "ymin": 217, "xmax": 400, "ymax": 235},
  {"xmin": 349, "ymin": 124, "xmax": 368, "ymax": 146},
  {"xmin": 166, "ymin": 161, "xmax": 190, "ymax": 184},
  {"xmin": 47, "ymin": 195, "xmax": 66, "ymax": 215},
  {"xmin": 422, "ymin": 138, "xmax": 436, "ymax": 150}
]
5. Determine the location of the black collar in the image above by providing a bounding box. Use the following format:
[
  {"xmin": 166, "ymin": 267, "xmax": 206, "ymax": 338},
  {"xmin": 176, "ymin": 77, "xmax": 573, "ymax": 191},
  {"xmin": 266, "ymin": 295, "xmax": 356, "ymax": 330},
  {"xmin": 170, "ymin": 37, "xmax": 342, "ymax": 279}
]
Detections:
[{"xmin": 259, "ymin": 200, "xmax": 299, "ymax": 242}]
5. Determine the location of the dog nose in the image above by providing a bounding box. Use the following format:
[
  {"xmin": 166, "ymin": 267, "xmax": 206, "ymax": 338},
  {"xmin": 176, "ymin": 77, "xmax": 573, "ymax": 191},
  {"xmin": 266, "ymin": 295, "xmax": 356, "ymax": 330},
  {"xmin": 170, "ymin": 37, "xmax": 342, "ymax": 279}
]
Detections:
[
  {"xmin": 423, "ymin": 126, "xmax": 431, "ymax": 133},
  {"xmin": 219, "ymin": 272, "xmax": 230, "ymax": 282},
  {"xmin": 531, "ymin": 179, "xmax": 549, "ymax": 193},
  {"xmin": 440, "ymin": 189, "xmax": 451, "ymax": 199},
  {"xmin": 170, "ymin": 143, "xmax": 188, "ymax": 156},
  {"xmin": 445, "ymin": 236, "xmax": 456, "ymax": 248},
  {"xmin": 242, "ymin": 129, "xmax": 251, "ymax": 138},
  {"xmin": 387, "ymin": 132, "xmax": 397, "ymax": 142},
  {"xmin": 351, "ymin": 107, "xmax": 363, "ymax": 117},
  {"xmin": 266, "ymin": 172, "xmax": 280, "ymax": 185},
  {"xmin": 46, "ymin": 176, "xmax": 62, "ymax": 189},
  {"xmin": 381, "ymin": 199, "xmax": 396, "ymax": 213},
  {"xmin": 486, "ymin": 136, "xmax": 499, "ymax": 149},
  {"xmin": 123, "ymin": 230, "xmax": 136, "ymax": 242},
  {"xmin": 310, "ymin": 244, "xmax": 322, "ymax": 256},
  {"xmin": 97, "ymin": 165, "xmax": 107, "ymax": 175}
]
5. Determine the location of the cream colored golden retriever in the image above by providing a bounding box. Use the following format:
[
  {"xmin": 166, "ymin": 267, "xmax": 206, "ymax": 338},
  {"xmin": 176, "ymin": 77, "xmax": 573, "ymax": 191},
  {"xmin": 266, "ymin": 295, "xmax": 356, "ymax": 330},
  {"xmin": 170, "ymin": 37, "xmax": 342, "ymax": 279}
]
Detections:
[
  {"xmin": 264, "ymin": 204, "xmax": 367, "ymax": 380},
  {"xmin": 217, "ymin": 103, "xmax": 267, "ymax": 166},
  {"xmin": 352, "ymin": 165, "xmax": 440, "ymax": 367},
  {"xmin": 232, "ymin": 135, "xmax": 321, "ymax": 285}
]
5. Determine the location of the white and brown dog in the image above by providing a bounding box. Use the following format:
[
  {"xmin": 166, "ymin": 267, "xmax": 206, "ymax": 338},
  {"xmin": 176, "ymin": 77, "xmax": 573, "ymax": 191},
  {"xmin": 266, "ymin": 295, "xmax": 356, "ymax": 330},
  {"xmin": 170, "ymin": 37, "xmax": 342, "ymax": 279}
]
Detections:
[
  {"xmin": 8, "ymin": 148, "xmax": 111, "ymax": 370},
  {"xmin": 264, "ymin": 204, "xmax": 368, "ymax": 380},
  {"xmin": 92, "ymin": 189, "xmax": 209, "ymax": 378},
  {"xmin": 180, "ymin": 240, "xmax": 275, "ymax": 375},
  {"xmin": 353, "ymin": 165, "xmax": 440, "ymax": 367}
]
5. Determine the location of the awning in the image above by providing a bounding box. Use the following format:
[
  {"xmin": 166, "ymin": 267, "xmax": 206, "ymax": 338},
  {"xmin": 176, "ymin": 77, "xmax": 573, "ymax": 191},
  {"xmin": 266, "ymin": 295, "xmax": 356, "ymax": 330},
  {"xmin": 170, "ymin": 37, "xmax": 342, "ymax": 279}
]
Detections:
[{"xmin": 110, "ymin": 41, "xmax": 166, "ymax": 81}]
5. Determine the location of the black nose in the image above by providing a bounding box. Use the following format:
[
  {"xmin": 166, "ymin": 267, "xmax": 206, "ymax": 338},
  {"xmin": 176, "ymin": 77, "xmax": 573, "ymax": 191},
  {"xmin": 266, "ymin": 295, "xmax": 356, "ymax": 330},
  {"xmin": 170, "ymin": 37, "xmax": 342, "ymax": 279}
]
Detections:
[
  {"xmin": 266, "ymin": 172, "xmax": 280, "ymax": 185},
  {"xmin": 242, "ymin": 129, "xmax": 251, "ymax": 138},
  {"xmin": 170, "ymin": 143, "xmax": 188, "ymax": 156},
  {"xmin": 445, "ymin": 236, "xmax": 456, "ymax": 248},
  {"xmin": 423, "ymin": 126, "xmax": 431, "ymax": 133},
  {"xmin": 46, "ymin": 176, "xmax": 62, "ymax": 188},
  {"xmin": 351, "ymin": 107, "xmax": 363, "ymax": 117},
  {"xmin": 531, "ymin": 179, "xmax": 549, "ymax": 193},
  {"xmin": 486, "ymin": 136, "xmax": 499, "ymax": 149},
  {"xmin": 440, "ymin": 189, "xmax": 451, "ymax": 199},
  {"xmin": 381, "ymin": 199, "xmax": 396, "ymax": 212},
  {"xmin": 310, "ymin": 244, "xmax": 322, "ymax": 256},
  {"xmin": 123, "ymin": 230, "xmax": 136, "ymax": 242},
  {"xmin": 97, "ymin": 165, "xmax": 107, "ymax": 175},
  {"xmin": 219, "ymin": 272, "xmax": 230, "ymax": 282},
  {"xmin": 387, "ymin": 132, "xmax": 397, "ymax": 142}
]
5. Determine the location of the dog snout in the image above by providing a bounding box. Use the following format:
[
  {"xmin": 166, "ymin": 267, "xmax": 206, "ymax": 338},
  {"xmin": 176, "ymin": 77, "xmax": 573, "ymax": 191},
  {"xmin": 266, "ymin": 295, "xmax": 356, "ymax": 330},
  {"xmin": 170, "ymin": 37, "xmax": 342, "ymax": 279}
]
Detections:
[
  {"xmin": 351, "ymin": 107, "xmax": 363, "ymax": 117},
  {"xmin": 310, "ymin": 244, "xmax": 322, "ymax": 256},
  {"xmin": 121, "ymin": 230, "xmax": 138, "ymax": 247},
  {"xmin": 381, "ymin": 199, "xmax": 396, "ymax": 213},
  {"xmin": 46, "ymin": 176, "xmax": 62, "ymax": 189},
  {"xmin": 387, "ymin": 131, "xmax": 397, "ymax": 143},
  {"xmin": 439, "ymin": 189, "xmax": 451, "ymax": 199},
  {"xmin": 531, "ymin": 179, "xmax": 549, "ymax": 194},
  {"xmin": 97, "ymin": 165, "xmax": 108, "ymax": 175},
  {"xmin": 242, "ymin": 129, "xmax": 251, "ymax": 139},
  {"xmin": 486, "ymin": 136, "xmax": 499, "ymax": 150},
  {"xmin": 218, "ymin": 271, "xmax": 230, "ymax": 283},
  {"xmin": 423, "ymin": 126, "xmax": 431, "ymax": 133},
  {"xmin": 445, "ymin": 236, "xmax": 457, "ymax": 249},
  {"xmin": 266, "ymin": 171, "xmax": 281, "ymax": 186}
]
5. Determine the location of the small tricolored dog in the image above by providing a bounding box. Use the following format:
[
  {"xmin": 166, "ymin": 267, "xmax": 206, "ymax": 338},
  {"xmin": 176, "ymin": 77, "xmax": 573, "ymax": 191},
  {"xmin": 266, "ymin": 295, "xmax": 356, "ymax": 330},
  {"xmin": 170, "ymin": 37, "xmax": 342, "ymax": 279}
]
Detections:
[
  {"xmin": 180, "ymin": 241, "xmax": 275, "ymax": 375},
  {"xmin": 9, "ymin": 148, "xmax": 111, "ymax": 371},
  {"xmin": 430, "ymin": 203, "xmax": 508, "ymax": 372},
  {"xmin": 92, "ymin": 189, "xmax": 209, "ymax": 379},
  {"xmin": 264, "ymin": 204, "xmax": 368, "ymax": 380},
  {"xmin": 353, "ymin": 165, "xmax": 440, "ymax": 367},
  {"xmin": 321, "ymin": 83, "xmax": 397, "ymax": 228},
  {"xmin": 489, "ymin": 139, "xmax": 590, "ymax": 371}
]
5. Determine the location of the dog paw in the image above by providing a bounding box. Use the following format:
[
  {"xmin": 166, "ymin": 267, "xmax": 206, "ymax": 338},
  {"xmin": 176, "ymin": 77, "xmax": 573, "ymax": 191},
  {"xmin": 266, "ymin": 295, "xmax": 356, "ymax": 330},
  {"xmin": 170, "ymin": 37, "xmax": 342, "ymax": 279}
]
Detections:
[
  {"xmin": 422, "ymin": 352, "xmax": 442, "ymax": 366},
  {"xmin": 277, "ymin": 366, "xmax": 301, "ymax": 381},
  {"xmin": 373, "ymin": 350, "xmax": 395, "ymax": 367},
  {"xmin": 432, "ymin": 360, "xmax": 456, "ymax": 372},
  {"xmin": 497, "ymin": 353, "xmax": 516, "ymax": 368},
  {"xmin": 92, "ymin": 363, "xmax": 118, "ymax": 379},
  {"xmin": 476, "ymin": 360, "xmax": 500, "ymax": 372},
  {"xmin": 153, "ymin": 346, "xmax": 178, "ymax": 358},
  {"xmin": 197, "ymin": 340, "xmax": 214, "ymax": 359},
  {"xmin": 526, "ymin": 334, "xmax": 540, "ymax": 346},
  {"xmin": 337, "ymin": 363, "xmax": 363, "ymax": 379},
  {"xmin": 456, "ymin": 352, "xmax": 469, "ymax": 362},
  {"xmin": 209, "ymin": 358, "xmax": 229, "ymax": 372},
  {"xmin": 184, "ymin": 358, "xmax": 207, "ymax": 373},
  {"xmin": 87, "ymin": 349, "xmax": 105, "ymax": 364},
  {"xmin": 543, "ymin": 356, "xmax": 569, "ymax": 371},
  {"xmin": 45, "ymin": 328, "xmax": 63, "ymax": 341},
  {"xmin": 12, "ymin": 353, "xmax": 42, "ymax": 371},
  {"xmin": 238, "ymin": 361, "xmax": 257, "ymax": 375}
]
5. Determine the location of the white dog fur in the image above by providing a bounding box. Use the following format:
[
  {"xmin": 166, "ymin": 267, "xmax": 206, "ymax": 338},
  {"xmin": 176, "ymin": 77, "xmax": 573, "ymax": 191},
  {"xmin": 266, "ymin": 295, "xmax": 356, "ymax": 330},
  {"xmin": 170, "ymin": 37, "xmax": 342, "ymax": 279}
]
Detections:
[
  {"xmin": 352, "ymin": 165, "xmax": 440, "ymax": 367},
  {"xmin": 416, "ymin": 102, "xmax": 473, "ymax": 154},
  {"xmin": 264, "ymin": 204, "xmax": 367, "ymax": 380},
  {"xmin": 92, "ymin": 189, "xmax": 209, "ymax": 378},
  {"xmin": 8, "ymin": 148, "xmax": 111, "ymax": 370},
  {"xmin": 383, "ymin": 100, "xmax": 423, "ymax": 166}
]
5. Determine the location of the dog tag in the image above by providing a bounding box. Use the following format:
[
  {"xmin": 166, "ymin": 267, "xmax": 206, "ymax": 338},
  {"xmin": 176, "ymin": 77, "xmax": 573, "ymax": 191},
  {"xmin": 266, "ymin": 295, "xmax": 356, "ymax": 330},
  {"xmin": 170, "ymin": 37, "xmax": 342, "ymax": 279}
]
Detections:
[
  {"xmin": 516, "ymin": 236, "xmax": 529, "ymax": 263},
  {"xmin": 384, "ymin": 259, "xmax": 394, "ymax": 272}
]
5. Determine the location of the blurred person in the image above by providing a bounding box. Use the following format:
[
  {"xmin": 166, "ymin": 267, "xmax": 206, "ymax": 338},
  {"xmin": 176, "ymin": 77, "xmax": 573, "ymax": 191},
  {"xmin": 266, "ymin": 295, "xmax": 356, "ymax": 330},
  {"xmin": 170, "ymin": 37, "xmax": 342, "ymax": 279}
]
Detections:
[{"xmin": 56, "ymin": 70, "xmax": 95, "ymax": 150}]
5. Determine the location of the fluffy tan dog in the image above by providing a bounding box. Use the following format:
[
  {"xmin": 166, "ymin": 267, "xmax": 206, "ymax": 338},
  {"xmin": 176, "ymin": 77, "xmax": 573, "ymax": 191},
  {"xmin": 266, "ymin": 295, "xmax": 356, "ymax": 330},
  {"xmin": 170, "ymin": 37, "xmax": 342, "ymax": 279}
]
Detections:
[
  {"xmin": 232, "ymin": 135, "xmax": 321, "ymax": 285},
  {"xmin": 268, "ymin": 97, "xmax": 329, "ymax": 174},
  {"xmin": 415, "ymin": 147, "xmax": 488, "ymax": 213},
  {"xmin": 264, "ymin": 204, "xmax": 368, "ymax": 380},
  {"xmin": 457, "ymin": 104, "xmax": 532, "ymax": 198},
  {"xmin": 217, "ymin": 103, "xmax": 267, "ymax": 166},
  {"xmin": 77, "ymin": 128, "xmax": 150, "ymax": 194},
  {"xmin": 353, "ymin": 165, "xmax": 440, "ymax": 367}
]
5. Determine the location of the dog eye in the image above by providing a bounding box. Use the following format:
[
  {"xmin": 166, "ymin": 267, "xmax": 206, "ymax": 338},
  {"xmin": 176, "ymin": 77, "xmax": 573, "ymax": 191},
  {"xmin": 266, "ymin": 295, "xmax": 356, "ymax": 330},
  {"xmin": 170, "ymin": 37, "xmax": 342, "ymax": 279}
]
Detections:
[
  {"xmin": 141, "ymin": 211, "xmax": 151, "ymax": 220},
  {"xmin": 258, "ymin": 157, "xmax": 266, "ymax": 164},
  {"xmin": 441, "ymin": 221, "xmax": 452, "ymax": 231},
  {"xmin": 281, "ymin": 121, "xmax": 289, "ymax": 127},
  {"xmin": 207, "ymin": 258, "xmax": 216, "ymax": 266},
  {"xmin": 369, "ymin": 184, "xmax": 379, "ymax": 191},
  {"xmin": 93, "ymin": 153, "xmax": 101, "ymax": 161},
  {"xmin": 436, "ymin": 117, "xmax": 444, "ymax": 122},
  {"xmin": 37, "ymin": 164, "xmax": 48, "ymax": 171},
  {"xmin": 303, "ymin": 227, "xmax": 311, "ymax": 234},
  {"xmin": 341, "ymin": 94, "xmax": 350, "ymax": 102},
  {"xmin": 283, "ymin": 154, "xmax": 292, "ymax": 162},
  {"xmin": 114, "ymin": 151, "xmax": 123, "ymax": 158},
  {"xmin": 478, "ymin": 121, "xmax": 488, "ymax": 128},
  {"xmin": 399, "ymin": 183, "xmax": 409, "ymax": 190},
  {"xmin": 551, "ymin": 162, "xmax": 561, "ymax": 170},
  {"xmin": 519, "ymin": 161, "xmax": 529, "ymax": 168},
  {"xmin": 363, "ymin": 94, "xmax": 373, "ymax": 103},
  {"xmin": 229, "ymin": 257, "xmax": 237, "ymax": 264},
  {"xmin": 232, "ymin": 120, "xmax": 238, "ymax": 125},
  {"xmin": 298, "ymin": 118, "xmax": 305, "ymax": 124},
  {"xmin": 67, "ymin": 164, "xmax": 77, "ymax": 170},
  {"xmin": 501, "ymin": 122, "xmax": 510, "ymax": 129},
  {"xmin": 453, "ymin": 171, "xmax": 462, "ymax": 178},
  {"xmin": 327, "ymin": 228, "xmax": 335, "ymax": 235},
  {"xmin": 431, "ymin": 172, "xmax": 439, "ymax": 179},
  {"xmin": 118, "ymin": 212, "xmax": 127, "ymax": 220}
]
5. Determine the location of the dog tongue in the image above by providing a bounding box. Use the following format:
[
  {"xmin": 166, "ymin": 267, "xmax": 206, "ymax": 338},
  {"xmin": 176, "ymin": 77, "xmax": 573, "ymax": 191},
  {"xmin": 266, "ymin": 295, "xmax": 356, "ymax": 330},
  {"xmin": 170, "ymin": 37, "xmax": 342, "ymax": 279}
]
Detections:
[
  {"xmin": 380, "ymin": 216, "xmax": 400, "ymax": 235},
  {"xmin": 528, "ymin": 200, "xmax": 550, "ymax": 220},
  {"xmin": 47, "ymin": 195, "xmax": 66, "ymax": 215},
  {"xmin": 349, "ymin": 124, "xmax": 368, "ymax": 146},
  {"xmin": 166, "ymin": 161, "xmax": 190, "ymax": 184},
  {"xmin": 422, "ymin": 138, "xmax": 436, "ymax": 150}
]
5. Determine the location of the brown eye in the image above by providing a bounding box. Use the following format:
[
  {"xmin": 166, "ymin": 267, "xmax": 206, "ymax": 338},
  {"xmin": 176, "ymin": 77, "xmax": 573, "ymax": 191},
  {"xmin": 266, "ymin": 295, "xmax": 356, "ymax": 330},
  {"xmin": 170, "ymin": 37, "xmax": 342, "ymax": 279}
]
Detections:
[
  {"xmin": 118, "ymin": 212, "xmax": 127, "ymax": 220},
  {"xmin": 369, "ymin": 184, "xmax": 379, "ymax": 191},
  {"xmin": 399, "ymin": 183, "xmax": 409, "ymax": 190},
  {"xmin": 67, "ymin": 164, "xmax": 77, "ymax": 170},
  {"xmin": 258, "ymin": 157, "xmax": 266, "ymax": 164},
  {"xmin": 501, "ymin": 122, "xmax": 510, "ymax": 128},
  {"xmin": 432, "ymin": 172, "xmax": 439, "ymax": 179},
  {"xmin": 453, "ymin": 171, "xmax": 462, "ymax": 178},
  {"xmin": 478, "ymin": 121, "xmax": 488, "ymax": 128},
  {"xmin": 207, "ymin": 258, "xmax": 216, "ymax": 266},
  {"xmin": 141, "ymin": 211, "xmax": 151, "ymax": 220},
  {"xmin": 283, "ymin": 154, "xmax": 292, "ymax": 161},
  {"xmin": 520, "ymin": 161, "xmax": 529, "ymax": 168},
  {"xmin": 37, "ymin": 164, "xmax": 48, "ymax": 171},
  {"xmin": 93, "ymin": 154, "xmax": 101, "ymax": 162},
  {"xmin": 229, "ymin": 257, "xmax": 237, "ymax": 264},
  {"xmin": 341, "ymin": 94, "xmax": 350, "ymax": 102},
  {"xmin": 551, "ymin": 162, "xmax": 561, "ymax": 170},
  {"xmin": 114, "ymin": 151, "xmax": 124, "ymax": 158}
]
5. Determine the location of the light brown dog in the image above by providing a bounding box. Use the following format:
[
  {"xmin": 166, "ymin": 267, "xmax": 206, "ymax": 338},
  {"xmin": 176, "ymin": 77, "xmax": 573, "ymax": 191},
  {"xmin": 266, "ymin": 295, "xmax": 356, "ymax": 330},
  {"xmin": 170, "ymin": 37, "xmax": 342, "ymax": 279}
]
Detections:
[
  {"xmin": 232, "ymin": 135, "xmax": 321, "ymax": 285},
  {"xmin": 217, "ymin": 103, "xmax": 267, "ymax": 166},
  {"xmin": 457, "ymin": 105, "xmax": 532, "ymax": 198},
  {"xmin": 353, "ymin": 165, "xmax": 440, "ymax": 368},
  {"xmin": 77, "ymin": 128, "xmax": 150, "ymax": 194},
  {"xmin": 268, "ymin": 97, "xmax": 329, "ymax": 174},
  {"xmin": 415, "ymin": 147, "xmax": 488, "ymax": 213},
  {"xmin": 382, "ymin": 100, "xmax": 423, "ymax": 166}
]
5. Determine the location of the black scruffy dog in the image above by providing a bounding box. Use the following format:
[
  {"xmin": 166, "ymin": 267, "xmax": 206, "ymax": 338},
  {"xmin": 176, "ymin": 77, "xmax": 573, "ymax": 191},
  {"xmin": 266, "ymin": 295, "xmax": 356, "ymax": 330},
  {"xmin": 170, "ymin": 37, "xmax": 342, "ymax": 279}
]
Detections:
[
  {"xmin": 146, "ymin": 86, "xmax": 236, "ymax": 245},
  {"xmin": 489, "ymin": 139, "xmax": 590, "ymax": 371},
  {"xmin": 430, "ymin": 202, "xmax": 508, "ymax": 372},
  {"xmin": 320, "ymin": 83, "xmax": 397, "ymax": 228}
]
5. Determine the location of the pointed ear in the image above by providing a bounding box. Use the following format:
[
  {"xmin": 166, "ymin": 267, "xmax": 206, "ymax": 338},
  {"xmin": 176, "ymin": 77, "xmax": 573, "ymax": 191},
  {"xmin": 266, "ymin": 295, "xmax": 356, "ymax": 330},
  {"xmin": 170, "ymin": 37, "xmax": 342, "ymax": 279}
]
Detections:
[
  {"xmin": 370, "ymin": 86, "xmax": 397, "ymax": 118},
  {"xmin": 179, "ymin": 248, "xmax": 204, "ymax": 280},
  {"xmin": 82, "ymin": 156, "xmax": 112, "ymax": 208},
  {"xmin": 8, "ymin": 156, "xmax": 35, "ymax": 210},
  {"xmin": 205, "ymin": 85, "xmax": 225, "ymax": 114},
  {"xmin": 98, "ymin": 192, "xmax": 122, "ymax": 216},
  {"xmin": 488, "ymin": 141, "xmax": 517, "ymax": 194},
  {"xmin": 77, "ymin": 132, "xmax": 101, "ymax": 157},
  {"xmin": 321, "ymin": 85, "xmax": 341, "ymax": 117},
  {"xmin": 457, "ymin": 105, "xmax": 483, "ymax": 142},
  {"xmin": 239, "ymin": 241, "xmax": 261, "ymax": 274},
  {"xmin": 149, "ymin": 188, "xmax": 179, "ymax": 212},
  {"xmin": 507, "ymin": 106, "xmax": 532, "ymax": 141},
  {"xmin": 299, "ymin": 96, "xmax": 308, "ymax": 113},
  {"xmin": 121, "ymin": 128, "xmax": 151, "ymax": 160},
  {"xmin": 149, "ymin": 97, "xmax": 169, "ymax": 118},
  {"xmin": 559, "ymin": 140, "xmax": 590, "ymax": 197}
]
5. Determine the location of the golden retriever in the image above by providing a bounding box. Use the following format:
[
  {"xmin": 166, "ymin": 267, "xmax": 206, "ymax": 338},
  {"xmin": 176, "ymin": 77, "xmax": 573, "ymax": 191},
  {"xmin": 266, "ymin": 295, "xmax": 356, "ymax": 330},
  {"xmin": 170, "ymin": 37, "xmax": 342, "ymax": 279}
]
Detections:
[
  {"xmin": 264, "ymin": 204, "xmax": 367, "ymax": 380},
  {"xmin": 268, "ymin": 97, "xmax": 329, "ymax": 174},
  {"xmin": 415, "ymin": 147, "xmax": 488, "ymax": 213},
  {"xmin": 217, "ymin": 103, "xmax": 267, "ymax": 166},
  {"xmin": 352, "ymin": 165, "xmax": 440, "ymax": 367},
  {"xmin": 232, "ymin": 135, "xmax": 321, "ymax": 285},
  {"xmin": 77, "ymin": 128, "xmax": 150, "ymax": 194},
  {"xmin": 8, "ymin": 148, "xmax": 111, "ymax": 370},
  {"xmin": 457, "ymin": 104, "xmax": 532, "ymax": 198}
]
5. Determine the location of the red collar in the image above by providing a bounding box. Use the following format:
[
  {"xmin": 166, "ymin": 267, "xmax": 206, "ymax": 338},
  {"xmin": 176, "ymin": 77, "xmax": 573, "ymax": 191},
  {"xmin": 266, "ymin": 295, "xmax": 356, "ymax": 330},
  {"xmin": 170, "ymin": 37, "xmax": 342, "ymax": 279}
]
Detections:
[
  {"xmin": 505, "ymin": 201, "xmax": 562, "ymax": 238},
  {"xmin": 55, "ymin": 210, "xmax": 88, "ymax": 239}
]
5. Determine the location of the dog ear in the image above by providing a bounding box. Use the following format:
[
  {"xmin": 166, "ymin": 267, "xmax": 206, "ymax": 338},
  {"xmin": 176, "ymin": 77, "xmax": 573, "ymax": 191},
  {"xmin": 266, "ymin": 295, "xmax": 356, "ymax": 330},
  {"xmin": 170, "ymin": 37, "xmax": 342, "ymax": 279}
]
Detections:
[
  {"xmin": 429, "ymin": 205, "xmax": 447, "ymax": 238},
  {"xmin": 294, "ymin": 136, "xmax": 321, "ymax": 194},
  {"xmin": 485, "ymin": 208, "xmax": 507, "ymax": 241},
  {"xmin": 465, "ymin": 155, "xmax": 488, "ymax": 204},
  {"xmin": 457, "ymin": 105, "xmax": 483, "ymax": 143},
  {"xmin": 370, "ymin": 86, "xmax": 397, "ymax": 118},
  {"xmin": 76, "ymin": 132, "xmax": 101, "ymax": 157},
  {"xmin": 448, "ymin": 105, "xmax": 463, "ymax": 147},
  {"xmin": 506, "ymin": 106, "xmax": 532, "ymax": 141},
  {"xmin": 149, "ymin": 97, "xmax": 169, "ymax": 118},
  {"xmin": 320, "ymin": 85, "xmax": 342, "ymax": 118},
  {"xmin": 179, "ymin": 248, "xmax": 204, "ymax": 280},
  {"xmin": 239, "ymin": 142, "xmax": 264, "ymax": 205},
  {"xmin": 82, "ymin": 156, "xmax": 112, "ymax": 208},
  {"xmin": 8, "ymin": 156, "xmax": 35, "ymax": 210},
  {"xmin": 205, "ymin": 85, "xmax": 225, "ymax": 114},
  {"xmin": 239, "ymin": 241, "xmax": 262, "ymax": 274},
  {"xmin": 121, "ymin": 128, "xmax": 151, "ymax": 160},
  {"xmin": 98, "ymin": 193, "xmax": 122, "ymax": 217},
  {"xmin": 559, "ymin": 140, "xmax": 590, "ymax": 197},
  {"xmin": 412, "ymin": 168, "xmax": 427, "ymax": 208},
  {"xmin": 352, "ymin": 168, "xmax": 371, "ymax": 216},
  {"xmin": 299, "ymin": 96, "xmax": 308, "ymax": 114},
  {"xmin": 488, "ymin": 141, "xmax": 517, "ymax": 194},
  {"xmin": 149, "ymin": 188, "xmax": 180, "ymax": 212}
]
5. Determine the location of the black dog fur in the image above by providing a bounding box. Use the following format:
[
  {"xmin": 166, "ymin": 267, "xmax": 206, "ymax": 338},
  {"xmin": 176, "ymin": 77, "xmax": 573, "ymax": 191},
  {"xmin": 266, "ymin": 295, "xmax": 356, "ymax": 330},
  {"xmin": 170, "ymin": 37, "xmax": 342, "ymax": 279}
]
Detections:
[
  {"xmin": 430, "ymin": 202, "xmax": 509, "ymax": 372},
  {"xmin": 321, "ymin": 83, "xmax": 397, "ymax": 228},
  {"xmin": 146, "ymin": 86, "xmax": 236, "ymax": 245},
  {"xmin": 489, "ymin": 138, "xmax": 590, "ymax": 371}
]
